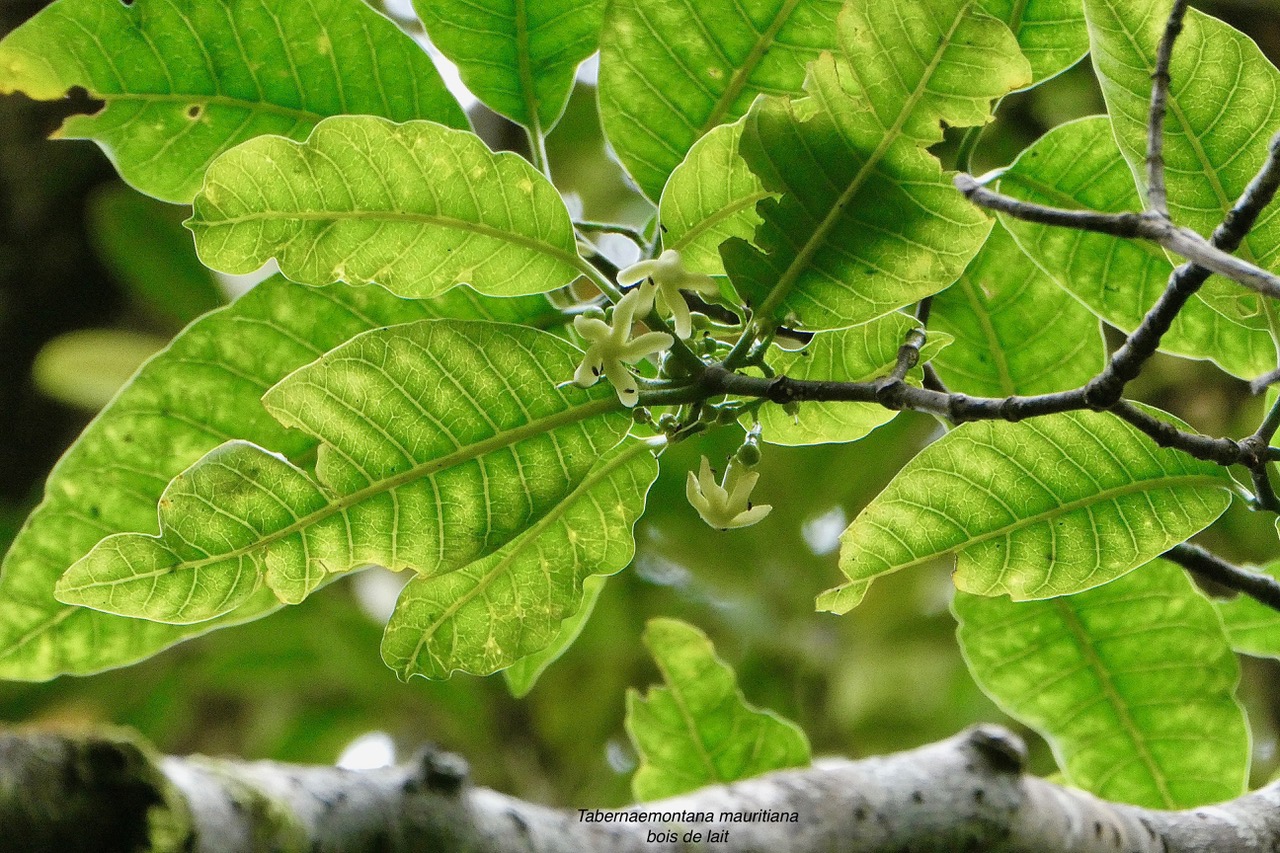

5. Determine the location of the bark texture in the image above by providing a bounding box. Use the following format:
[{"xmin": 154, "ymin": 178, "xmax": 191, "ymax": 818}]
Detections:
[{"xmin": 2, "ymin": 724, "xmax": 1278, "ymax": 852}]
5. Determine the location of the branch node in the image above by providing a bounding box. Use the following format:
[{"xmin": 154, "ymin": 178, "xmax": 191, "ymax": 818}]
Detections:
[
  {"xmin": 965, "ymin": 725, "xmax": 1027, "ymax": 775},
  {"xmin": 413, "ymin": 748, "xmax": 469, "ymax": 795},
  {"xmin": 1083, "ymin": 377, "xmax": 1122, "ymax": 411}
]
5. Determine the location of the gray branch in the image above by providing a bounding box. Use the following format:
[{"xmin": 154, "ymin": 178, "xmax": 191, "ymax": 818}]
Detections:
[{"xmin": 6, "ymin": 725, "xmax": 1280, "ymax": 853}]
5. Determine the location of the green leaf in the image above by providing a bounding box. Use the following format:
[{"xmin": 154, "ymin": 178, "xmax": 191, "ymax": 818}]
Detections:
[
  {"xmin": 758, "ymin": 313, "xmax": 951, "ymax": 446},
  {"xmin": 660, "ymin": 118, "xmax": 770, "ymax": 278},
  {"xmin": 414, "ymin": 0, "xmax": 604, "ymax": 133},
  {"xmin": 0, "ymin": 0, "xmax": 466, "ymax": 203},
  {"xmin": 383, "ymin": 438, "xmax": 657, "ymax": 681},
  {"xmin": 819, "ymin": 409, "xmax": 1233, "ymax": 613},
  {"xmin": 722, "ymin": 0, "xmax": 1030, "ymax": 331},
  {"xmin": 1213, "ymin": 560, "xmax": 1280, "ymax": 658},
  {"xmin": 0, "ymin": 276, "xmax": 561, "ymax": 679},
  {"xmin": 955, "ymin": 561, "xmax": 1248, "ymax": 808},
  {"xmin": 626, "ymin": 618, "xmax": 810, "ymax": 801},
  {"xmin": 503, "ymin": 573, "xmax": 607, "ymax": 698},
  {"xmin": 598, "ymin": 0, "xmax": 843, "ymax": 202},
  {"xmin": 88, "ymin": 186, "xmax": 224, "ymax": 327},
  {"xmin": 978, "ymin": 0, "xmax": 1088, "ymax": 84},
  {"xmin": 55, "ymin": 322, "xmax": 630, "ymax": 624},
  {"xmin": 998, "ymin": 117, "xmax": 1277, "ymax": 380},
  {"xmin": 1086, "ymin": 0, "xmax": 1280, "ymax": 268},
  {"xmin": 188, "ymin": 116, "xmax": 589, "ymax": 300},
  {"xmin": 931, "ymin": 221, "xmax": 1105, "ymax": 396}
]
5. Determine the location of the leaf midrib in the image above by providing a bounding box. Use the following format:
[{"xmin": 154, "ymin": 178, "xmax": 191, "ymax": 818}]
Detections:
[
  {"xmin": 402, "ymin": 439, "xmax": 651, "ymax": 674},
  {"xmin": 668, "ymin": 190, "xmax": 772, "ymax": 254},
  {"xmin": 64, "ymin": 395, "xmax": 622, "ymax": 586},
  {"xmin": 1054, "ymin": 597, "xmax": 1177, "ymax": 808},
  {"xmin": 84, "ymin": 91, "xmax": 327, "ymax": 124},
  {"xmin": 756, "ymin": 3, "xmax": 972, "ymax": 320},
  {"xmin": 189, "ymin": 208, "xmax": 588, "ymax": 277},
  {"xmin": 698, "ymin": 0, "xmax": 804, "ymax": 136},
  {"xmin": 847, "ymin": 471, "xmax": 1226, "ymax": 578},
  {"xmin": 957, "ymin": 275, "xmax": 1017, "ymax": 396}
]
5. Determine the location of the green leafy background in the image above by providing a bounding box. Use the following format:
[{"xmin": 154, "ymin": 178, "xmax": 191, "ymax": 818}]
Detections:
[{"xmin": 3, "ymin": 0, "xmax": 1280, "ymax": 818}]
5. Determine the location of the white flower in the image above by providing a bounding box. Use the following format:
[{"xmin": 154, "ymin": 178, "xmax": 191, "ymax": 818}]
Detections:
[
  {"xmin": 685, "ymin": 456, "xmax": 772, "ymax": 530},
  {"xmin": 573, "ymin": 288, "xmax": 673, "ymax": 407},
  {"xmin": 617, "ymin": 249, "xmax": 718, "ymax": 339}
]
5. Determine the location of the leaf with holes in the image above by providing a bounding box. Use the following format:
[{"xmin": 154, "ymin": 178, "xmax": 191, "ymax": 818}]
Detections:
[
  {"xmin": 54, "ymin": 321, "xmax": 629, "ymax": 624},
  {"xmin": 818, "ymin": 409, "xmax": 1233, "ymax": 613},
  {"xmin": 978, "ymin": 0, "xmax": 1088, "ymax": 84},
  {"xmin": 758, "ymin": 313, "xmax": 951, "ymax": 446},
  {"xmin": 382, "ymin": 439, "xmax": 657, "ymax": 681},
  {"xmin": 930, "ymin": 221, "xmax": 1105, "ymax": 396},
  {"xmin": 626, "ymin": 618, "xmax": 810, "ymax": 801},
  {"xmin": 659, "ymin": 118, "xmax": 771, "ymax": 279},
  {"xmin": 721, "ymin": 0, "xmax": 1030, "ymax": 331},
  {"xmin": 955, "ymin": 561, "xmax": 1248, "ymax": 808},
  {"xmin": 0, "ymin": 0, "xmax": 466, "ymax": 203},
  {"xmin": 0, "ymin": 276, "xmax": 561, "ymax": 679},
  {"xmin": 414, "ymin": 0, "xmax": 604, "ymax": 133},
  {"xmin": 187, "ymin": 116, "xmax": 588, "ymax": 299},
  {"xmin": 998, "ymin": 117, "xmax": 1276, "ymax": 380},
  {"xmin": 598, "ymin": 0, "xmax": 843, "ymax": 202}
]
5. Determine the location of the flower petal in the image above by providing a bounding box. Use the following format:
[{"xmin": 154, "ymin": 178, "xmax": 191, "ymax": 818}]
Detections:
[
  {"xmin": 617, "ymin": 258, "xmax": 660, "ymax": 286},
  {"xmin": 602, "ymin": 359, "xmax": 639, "ymax": 407},
  {"xmin": 620, "ymin": 331, "xmax": 674, "ymax": 362},
  {"xmin": 727, "ymin": 504, "xmax": 772, "ymax": 529},
  {"xmin": 573, "ymin": 316, "xmax": 611, "ymax": 340}
]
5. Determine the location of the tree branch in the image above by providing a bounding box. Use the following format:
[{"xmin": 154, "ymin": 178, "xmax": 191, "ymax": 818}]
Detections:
[
  {"xmin": 12, "ymin": 725, "xmax": 1280, "ymax": 853},
  {"xmin": 1145, "ymin": 0, "xmax": 1189, "ymax": 217},
  {"xmin": 1162, "ymin": 542, "xmax": 1280, "ymax": 611}
]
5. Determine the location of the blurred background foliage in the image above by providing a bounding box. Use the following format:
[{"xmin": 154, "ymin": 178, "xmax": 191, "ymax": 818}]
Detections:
[{"xmin": 3, "ymin": 0, "xmax": 1280, "ymax": 809}]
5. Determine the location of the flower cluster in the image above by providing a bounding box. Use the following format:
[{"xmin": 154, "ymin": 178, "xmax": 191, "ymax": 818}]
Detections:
[{"xmin": 573, "ymin": 288, "xmax": 673, "ymax": 407}]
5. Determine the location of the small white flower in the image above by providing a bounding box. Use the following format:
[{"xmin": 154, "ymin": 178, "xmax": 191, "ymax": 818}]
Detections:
[
  {"xmin": 617, "ymin": 249, "xmax": 718, "ymax": 339},
  {"xmin": 685, "ymin": 456, "xmax": 772, "ymax": 530},
  {"xmin": 573, "ymin": 289, "xmax": 673, "ymax": 407}
]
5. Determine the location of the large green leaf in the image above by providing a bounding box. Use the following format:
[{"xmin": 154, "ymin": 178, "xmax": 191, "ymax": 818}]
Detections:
[
  {"xmin": 660, "ymin": 118, "xmax": 770, "ymax": 278},
  {"xmin": 1086, "ymin": 0, "xmax": 1280, "ymax": 272},
  {"xmin": 597, "ymin": 0, "xmax": 843, "ymax": 202},
  {"xmin": 819, "ymin": 409, "xmax": 1233, "ymax": 613},
  {"xmin": 0, "ymin": 276, "xmax": 560, "ymax": 680},
  {"xmin": 978, "ymin": 0, "xmax": 1088, "ymax": 84},
  {"xmin": 0, "ymin": 0, "xmax": 466, "ymax": 203},
  {"xmin": 187, "ymin": 116, "xmax": 589, "ymax": 300},
  {"xmin": 999, "ymin": 117, "xmax": 1276, "ymax": 380},
  {"xmin": 626, "ymin": 618, "xmax": 810, "ymax": 801},
  {"xmin": 1213, "ymin": 560, "xmax": 1280, "ymax": 658},
  {"xmin": 382, "ymin": 438, "xmax": 657, "ymax": 680},
  {"xmin": 722, "ymin": 0, "xmax": 1030, "ymax": 331},
  {"xmin": 931, "ymin": 221, "xmax": 1105, "ymax": 396},
  {"xmin": 55, "ymin": 322, "xmax": 630, "ymax": 624},
  {"xmin": 955, "ymin": 561, "xmax": 1248, "ymax": 808},
  {"xmin": 759, "ymin": 313, "xmax": 951, "ymax": 446},
  {"xmin": 414, "ymin": 0, "xmax": 604, "ymax": 133}
]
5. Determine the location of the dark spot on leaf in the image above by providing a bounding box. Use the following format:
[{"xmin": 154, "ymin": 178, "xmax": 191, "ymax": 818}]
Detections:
[{"xmin": 186, "ymin": 104, "xmax": 203, "ymax": 119}]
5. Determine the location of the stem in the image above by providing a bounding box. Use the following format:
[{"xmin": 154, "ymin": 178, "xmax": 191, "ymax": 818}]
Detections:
[{"xmin": 1145, "ymin": 0, "xmax": 1189, "ymax": 217}]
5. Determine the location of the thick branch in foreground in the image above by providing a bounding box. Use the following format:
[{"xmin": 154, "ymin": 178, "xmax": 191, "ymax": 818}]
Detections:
[{"xmin": 7, "ymin": 726, "xmax": 1280, "ymax": 853}]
